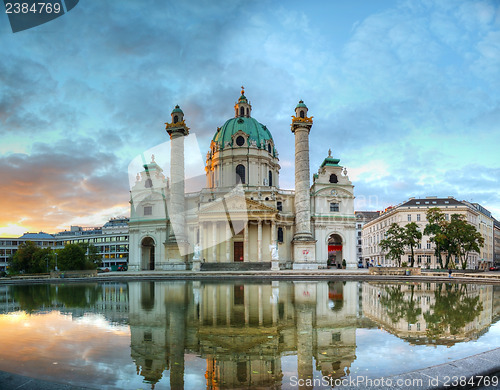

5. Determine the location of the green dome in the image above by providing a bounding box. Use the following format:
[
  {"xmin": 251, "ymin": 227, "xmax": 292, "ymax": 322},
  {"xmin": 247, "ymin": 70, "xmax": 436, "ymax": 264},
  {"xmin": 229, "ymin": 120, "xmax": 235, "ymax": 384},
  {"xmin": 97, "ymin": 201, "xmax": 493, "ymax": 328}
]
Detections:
[
  {"xmin": 296, "ymin": 100, "xmax": 307, "ymax": 109},
  {"xmin": 212, "ymin": 117, "xmax": 274, "ymax": 150},
  {"xmin": 171, "ymin": 105, "xmax": 183, "ymax": 114}
]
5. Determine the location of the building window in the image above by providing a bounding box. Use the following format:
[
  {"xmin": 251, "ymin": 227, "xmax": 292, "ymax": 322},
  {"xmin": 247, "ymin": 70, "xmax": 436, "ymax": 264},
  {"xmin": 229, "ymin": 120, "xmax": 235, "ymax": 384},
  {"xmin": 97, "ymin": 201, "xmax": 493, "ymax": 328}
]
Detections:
[
  {"xmin": 300, "ymin": 110, "xmax": 305, "ymax": 118},
  {"xmin": 277, "ymin": 227, "xmax": 284, "ymax": 243},
  {"xmin": 236, "ymin": 164, "xmax": 245, "ymax": 184},
  {"xmin": 358, "ymin": 240, "xmax": 361, "ymax": 245},
  {"xmin": 427, "ymin": 242, "xmax": 431, "ymax": 249},
  {"xmin": 240, "ymin": 106, "xmax": 245, "ymax": 117},
  {"xmin": 269, "ymin": 170, "xmax": 273, "ymax": 187},
  {"xmin": 358, "ymin": 248, "xmax": 362, "ymax": 253},
  {"xmin": 357, "ymin": 224, "xmax": 362, "ymax": 229},
  {"xmin": 417, "ymin": 214, "xmax": 421, "ymax": 221},
  {"xmin": 144, "ymin": 206, "xmax": 152, "ymax": 216},
  {"xmin": 173, "ymin": 115, "xmax": 178, "ymax": 124},
  {"xmin": 236, "ymin": 136, "xmax": 245, "ymax": 146},
  {"xmin": 408, "ymin": 214, "xmax": 411, "ymax": 222},
  {"xmin": 329, "ymin": 174, "xmax": 338, "ymax": 183},
  {"xmin": 330, "ymin": 203, "xmax": 339, "ymax": 212},
  {"xmin": 358, "ymin": 231, "xmax": 361, "ymax": 237},
  {"xmin": 268, "ymin": 143, "xmax": 272, "ymax": 153},
  {"xmin": 277, "ymin": 201, "xmax": 282, "ymax": 211},
  {"xmin": 145, "ymin": 178, "xmax": 153, "ymax": 188}
]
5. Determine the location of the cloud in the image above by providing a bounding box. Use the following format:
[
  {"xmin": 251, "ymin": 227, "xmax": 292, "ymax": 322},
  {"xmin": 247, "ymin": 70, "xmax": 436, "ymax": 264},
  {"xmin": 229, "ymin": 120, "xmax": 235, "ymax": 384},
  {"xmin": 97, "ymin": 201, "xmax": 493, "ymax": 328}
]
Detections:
[{"xmin": 0, "ymin": 138, "xmax": 129, "ymax": 234}]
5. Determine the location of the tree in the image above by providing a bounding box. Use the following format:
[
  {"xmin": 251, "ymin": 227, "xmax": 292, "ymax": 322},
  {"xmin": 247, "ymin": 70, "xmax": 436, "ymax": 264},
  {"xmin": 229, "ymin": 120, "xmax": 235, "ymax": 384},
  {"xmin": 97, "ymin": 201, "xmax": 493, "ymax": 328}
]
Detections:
[
  {"xmin": 445, "ymin": 214, "xmax": 484, "ymax": 269},
  {"xmin": 79, "ymin": 243, "xmax": 101, "ymax": 269},
  {"xmin": 424, "ymin": 208, "xmax": 447, "ymax": 269},
  {"xmin": 57, "ymin": 243, "xmax": 86, "ymax": 270},
  {"xmin": 380, "ymin": 223, "xmax": 406, "ymax": 267},
  {"xmin": 404, "ymin": 222, "xmax": 422, "ymax": 268},
  {"xmin": 9, "ymin": 241, "xmax": 54, "ymax": 274}
]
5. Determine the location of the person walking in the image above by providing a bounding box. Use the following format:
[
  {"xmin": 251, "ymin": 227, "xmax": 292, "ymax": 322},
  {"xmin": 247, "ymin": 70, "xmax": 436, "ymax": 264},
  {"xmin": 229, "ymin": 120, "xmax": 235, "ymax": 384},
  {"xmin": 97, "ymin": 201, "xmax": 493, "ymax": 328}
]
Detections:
[{"xmin": 448, "ymin": 268, "xmax": 452, "ymax": 278}]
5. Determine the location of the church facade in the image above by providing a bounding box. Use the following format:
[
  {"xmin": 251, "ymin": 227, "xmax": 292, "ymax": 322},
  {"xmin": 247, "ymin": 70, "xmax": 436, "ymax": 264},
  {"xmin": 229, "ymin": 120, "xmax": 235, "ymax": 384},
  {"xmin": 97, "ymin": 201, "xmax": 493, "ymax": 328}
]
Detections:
[{"xmin": 128, "ymin": 90, "xmax": 356, "ymax": 271}]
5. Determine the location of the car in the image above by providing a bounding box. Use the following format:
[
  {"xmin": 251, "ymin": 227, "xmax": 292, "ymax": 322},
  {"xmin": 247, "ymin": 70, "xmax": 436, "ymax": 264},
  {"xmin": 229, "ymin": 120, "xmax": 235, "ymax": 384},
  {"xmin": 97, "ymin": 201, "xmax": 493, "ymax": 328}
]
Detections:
[
  {"xmin": 489, "ymin": 266, "xmax": 500, "ymax": 271},
  {"xmin": 97, "ymin": 267, "xmax": 110, "ymax": 273},
  {"xmin": 117, "ymin": 264, "xmax": 128, "ymax": 272}
]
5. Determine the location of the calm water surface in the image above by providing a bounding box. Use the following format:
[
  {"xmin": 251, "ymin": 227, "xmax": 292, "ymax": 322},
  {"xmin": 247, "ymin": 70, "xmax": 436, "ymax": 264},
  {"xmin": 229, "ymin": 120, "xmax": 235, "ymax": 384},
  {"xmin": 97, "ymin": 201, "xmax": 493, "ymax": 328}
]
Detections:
[{"xmin": 0, "ymin": 280, "xmax": 499, "ymax": 389}]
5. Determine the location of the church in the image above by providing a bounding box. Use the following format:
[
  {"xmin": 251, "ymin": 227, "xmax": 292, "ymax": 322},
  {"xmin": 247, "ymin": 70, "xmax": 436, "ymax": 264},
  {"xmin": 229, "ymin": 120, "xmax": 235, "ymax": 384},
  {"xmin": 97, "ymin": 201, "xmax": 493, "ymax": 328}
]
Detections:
[{"xmin": 128, "ymin": 89, "xmax": 356, "ymax": 271}]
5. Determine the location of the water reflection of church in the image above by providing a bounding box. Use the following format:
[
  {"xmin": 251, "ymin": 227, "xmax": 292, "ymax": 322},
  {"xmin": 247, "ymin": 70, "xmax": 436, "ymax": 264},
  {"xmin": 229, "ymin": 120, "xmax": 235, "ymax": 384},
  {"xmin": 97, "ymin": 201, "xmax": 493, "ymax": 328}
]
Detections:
[{"xmin": 128, "ymin": 281, "xmax": 359, "ymax": 389}]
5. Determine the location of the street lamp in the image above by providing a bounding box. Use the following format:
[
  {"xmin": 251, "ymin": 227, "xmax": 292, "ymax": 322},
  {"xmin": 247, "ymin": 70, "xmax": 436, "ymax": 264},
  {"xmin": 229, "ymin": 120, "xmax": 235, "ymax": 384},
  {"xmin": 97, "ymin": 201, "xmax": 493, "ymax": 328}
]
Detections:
[{"xmin": 55, "ymin": 252, "xmax": 58, "ymax": 271}]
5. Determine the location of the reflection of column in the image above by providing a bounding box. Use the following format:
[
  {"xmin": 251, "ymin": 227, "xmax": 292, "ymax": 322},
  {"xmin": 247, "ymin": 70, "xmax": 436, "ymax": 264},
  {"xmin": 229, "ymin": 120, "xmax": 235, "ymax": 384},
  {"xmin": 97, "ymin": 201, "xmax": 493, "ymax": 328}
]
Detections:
[
  {"xmin": 258, "ymin": 220, "xmax": 262, "ymax": 262},
  {"xmin": 226, "ymin": 223, "xmax": 231, "ymax": 262},
  {"xmin": 244, "ymin": 286, "xmax": 250, "ymax": 325},
  {"xmin": 212, "ymin": 222, "xmax": 217, "ymax": 262},
  {"xmin": 258, "ymin": 285, "xmax": 263, "ymax": 325},
  {"xmin": 272, "ymin": 281, "xmax": 279, "ymax": 325},
  {"xmin": 212, "ymin": 286, "xmax": 217, "ymax": 326},
  {"xmin": 169, "ymin": 305, "xmax": 185, "ymax": 389},
  {"xmin": 296, "ymin": 305, "xmax": 314, "ymax": 390},
  {"xmin": 226, "ymin": 285, "xmax": 231, "ymax": 326},
  {"xmin": 244, "ymin": 223, "xmax": 249, "ymax": 261}
]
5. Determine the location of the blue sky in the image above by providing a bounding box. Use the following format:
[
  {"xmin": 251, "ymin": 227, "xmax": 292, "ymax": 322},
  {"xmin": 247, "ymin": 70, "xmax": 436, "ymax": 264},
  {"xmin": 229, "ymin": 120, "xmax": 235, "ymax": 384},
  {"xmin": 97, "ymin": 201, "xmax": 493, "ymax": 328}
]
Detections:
[{"xmin": 1, "ymin": 0, "xmax": 499, "ymax": 235}]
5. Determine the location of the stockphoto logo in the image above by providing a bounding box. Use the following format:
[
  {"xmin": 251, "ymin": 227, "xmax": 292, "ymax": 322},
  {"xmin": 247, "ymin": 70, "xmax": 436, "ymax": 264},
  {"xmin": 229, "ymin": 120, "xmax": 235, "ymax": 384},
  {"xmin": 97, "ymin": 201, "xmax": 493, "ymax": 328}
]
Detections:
[
  {"xmin": 3, "ymin": 0, "xmax": 79, "ymax": 33},
  {"xmin": 128, "ymin": 134, "xmax": 249, "ymax": 257}
]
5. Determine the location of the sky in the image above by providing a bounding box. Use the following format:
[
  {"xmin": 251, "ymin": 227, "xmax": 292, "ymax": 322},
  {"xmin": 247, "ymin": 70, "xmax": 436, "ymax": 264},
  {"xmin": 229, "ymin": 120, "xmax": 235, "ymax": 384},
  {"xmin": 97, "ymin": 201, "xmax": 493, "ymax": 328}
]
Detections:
[{"xmin": 1, "ymin": 0, "xmax": 499, "ymax": 236}]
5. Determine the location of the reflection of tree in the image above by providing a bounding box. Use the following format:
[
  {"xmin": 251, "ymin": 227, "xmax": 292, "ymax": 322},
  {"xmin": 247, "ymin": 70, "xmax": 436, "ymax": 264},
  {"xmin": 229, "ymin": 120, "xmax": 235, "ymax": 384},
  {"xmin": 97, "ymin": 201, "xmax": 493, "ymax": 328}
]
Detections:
[
  {"xmin": 424, "ymin": 284, "xmax": 483, "ymax": 338},
  {"xmin": 379, "ymin": 284, "xmax": 421, "ymax": 325},
  {"xmin": 12, "ymin": 284, "xmax": 56, "ymax": 312},
  {"xmin": 11, "ymin": 283, "xmax": 102, "ymax": 312}
]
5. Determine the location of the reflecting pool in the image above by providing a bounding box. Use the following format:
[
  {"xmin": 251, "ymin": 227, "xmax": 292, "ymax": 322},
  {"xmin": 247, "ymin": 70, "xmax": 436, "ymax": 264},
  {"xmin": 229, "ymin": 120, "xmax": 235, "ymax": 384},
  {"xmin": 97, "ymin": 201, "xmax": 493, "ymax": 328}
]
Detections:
[{"xmin": 0, "ymin": 280, "xmax": 499, "ymax": 389}]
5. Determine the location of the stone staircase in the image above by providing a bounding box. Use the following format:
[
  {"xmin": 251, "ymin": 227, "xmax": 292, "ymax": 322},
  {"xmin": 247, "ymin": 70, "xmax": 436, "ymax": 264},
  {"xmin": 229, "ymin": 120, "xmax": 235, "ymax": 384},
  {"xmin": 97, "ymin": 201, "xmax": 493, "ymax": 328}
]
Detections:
[{"xmin": 200, "ymin": 262, "xmax": 272, "ymax": 271}]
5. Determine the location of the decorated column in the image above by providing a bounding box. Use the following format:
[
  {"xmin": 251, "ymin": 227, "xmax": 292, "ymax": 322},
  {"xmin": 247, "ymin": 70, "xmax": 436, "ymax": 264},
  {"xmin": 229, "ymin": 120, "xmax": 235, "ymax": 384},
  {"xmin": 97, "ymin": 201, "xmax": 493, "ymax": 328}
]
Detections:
[
  {"xmin": 291, "ymin": 101, "xmax": 317, "ymax": 269},
  {"xmin": 165, "ymin": 105, "xmax": 189, "ymax": 269}
]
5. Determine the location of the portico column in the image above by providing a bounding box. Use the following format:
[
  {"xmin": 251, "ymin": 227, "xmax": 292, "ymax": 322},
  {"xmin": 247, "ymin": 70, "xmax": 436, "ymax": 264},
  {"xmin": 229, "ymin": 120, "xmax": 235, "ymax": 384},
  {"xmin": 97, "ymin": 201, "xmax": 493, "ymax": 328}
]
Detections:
[
  {"xmin": 258, "ymin": 220, "xmax": 263, "ymax": 262},
  {"xmin": 244, "ymin": 223, "xmax": 249, "ymax": 261},
  {"xmin": 212, "ymin": 222, "xmax": 217, "ymax": 262},
  {"xmin": 199, "ymin": 222, "xmax": 204, "ymax": 261},
  {"xmin": 271, "ymin": 220, "xmax": 276, "ymax": 245},
  {"xmin": 226, "ymin": 223, "xmax": 231, "ymax": 262}
]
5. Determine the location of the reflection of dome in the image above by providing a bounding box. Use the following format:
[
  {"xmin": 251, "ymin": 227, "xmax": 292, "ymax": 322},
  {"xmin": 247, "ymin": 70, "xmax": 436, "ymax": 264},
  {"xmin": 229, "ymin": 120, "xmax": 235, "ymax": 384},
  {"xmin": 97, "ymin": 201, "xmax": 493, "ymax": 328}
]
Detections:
[{"xmin": 212, "ymin": 117, "xmax": 274, "ymax": 153}]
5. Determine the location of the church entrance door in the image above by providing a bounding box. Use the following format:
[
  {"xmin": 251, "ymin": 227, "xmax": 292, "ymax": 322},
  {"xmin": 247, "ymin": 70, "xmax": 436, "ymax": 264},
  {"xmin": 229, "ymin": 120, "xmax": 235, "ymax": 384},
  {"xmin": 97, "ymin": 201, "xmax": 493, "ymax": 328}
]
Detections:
[{"xmin": 233, "ymin": 242, "xmax": 243, "ymax": 262}]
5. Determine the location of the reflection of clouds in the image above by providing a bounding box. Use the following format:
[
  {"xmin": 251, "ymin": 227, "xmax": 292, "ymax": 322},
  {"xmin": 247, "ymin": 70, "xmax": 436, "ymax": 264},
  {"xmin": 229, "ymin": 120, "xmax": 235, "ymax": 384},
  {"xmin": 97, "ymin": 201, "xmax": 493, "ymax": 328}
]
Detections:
[
  {"xmin": 0, "ymin": 311, "xmax": 135, "ymax": 388},
  {"xmin": 352, "ymin": 321, "xmax": 500, "ymax": 378}
]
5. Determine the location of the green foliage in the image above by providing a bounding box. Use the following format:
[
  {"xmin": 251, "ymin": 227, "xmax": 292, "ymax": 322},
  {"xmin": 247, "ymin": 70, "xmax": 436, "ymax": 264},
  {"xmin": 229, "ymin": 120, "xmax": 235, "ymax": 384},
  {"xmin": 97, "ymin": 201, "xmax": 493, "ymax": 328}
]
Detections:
[
  {"xmin": 380, "ymin": 223, "xmax": 422, "ymax": 267},
  {"xmin": 9, "ymin": 241, "xmax": 55, "ymax": 274},
  {"xmin": 56, "ymin": 243, "xmax": 101, "ymax": 271},
  {"xmin": 424, "ymin": 284, "xmax": 483, "ymax": 337},
  {"xmin": 380, "ymin": 223, "xmax": 406, "ymax": 267},
  {"xmin": 404, "ymin": 222, "xmax": 422, "ymax": 268},
  {"xmin": 11, "ymin": 283, "xmax": 103, "ymax": 312},
  {"xmin": 424, "ymin": 210, "xmax": 484, "ymax": 269},
  {"xmin": 424, "ymin": 208, "xmax": 446, "ymax": 268}
]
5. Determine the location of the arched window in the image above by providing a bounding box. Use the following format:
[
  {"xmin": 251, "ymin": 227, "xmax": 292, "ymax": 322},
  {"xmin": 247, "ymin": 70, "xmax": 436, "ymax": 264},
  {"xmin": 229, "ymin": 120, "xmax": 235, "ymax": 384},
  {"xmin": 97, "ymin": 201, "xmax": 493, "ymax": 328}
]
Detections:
[
  {"xmin": 267, "ymin": 143, "xmax": 272, "ymax": 153},
  {"xmin": 246, "ymin": 108, "xmax": 249, "ymax": 116},
  {"xmin": 269, "ymin": 170, "xmax": 273, "ymax": 186},
  {"xmin": 329, "ymin": 174, "xmax": 338, "ymax": 183},
  {"xmin": 240, "ymin": 106, "xmax": 245, "ymax": 117},
  {"xmin": 300, "ymin": 110, "xmax": 305, "ymax": 118},
  {"xmin": 145, "ymin": 178, "xmax": 153, "ymax": 188},
  {"xmin": 236, "ymin": 164, "xmax": 245, "ymax": 184},
  {"xmin": 173, "ymin": 115, "xmax": 178, "ymax": 124}
]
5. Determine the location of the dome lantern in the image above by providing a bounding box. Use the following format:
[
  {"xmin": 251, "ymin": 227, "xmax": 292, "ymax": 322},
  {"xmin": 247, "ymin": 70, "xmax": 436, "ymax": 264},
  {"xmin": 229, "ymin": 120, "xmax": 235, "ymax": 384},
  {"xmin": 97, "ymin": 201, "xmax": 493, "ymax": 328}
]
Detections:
[{"xmin": 234, "ymin": 86, "xmax": 252, "ymax": 118}]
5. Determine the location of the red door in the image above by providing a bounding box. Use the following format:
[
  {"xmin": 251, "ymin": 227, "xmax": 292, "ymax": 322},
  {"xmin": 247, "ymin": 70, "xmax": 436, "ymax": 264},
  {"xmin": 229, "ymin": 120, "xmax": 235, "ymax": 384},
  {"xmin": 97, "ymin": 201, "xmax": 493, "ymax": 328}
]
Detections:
[{"xmin": 234, "ymin": 242, "xmax": 244, "ymax": 262}]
